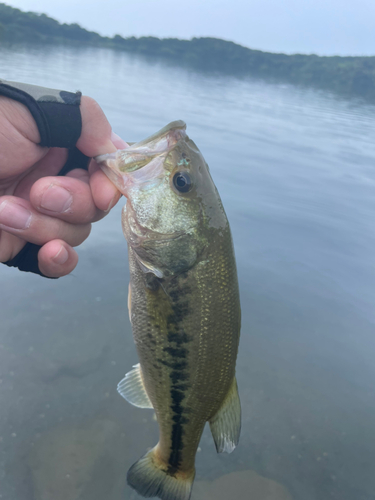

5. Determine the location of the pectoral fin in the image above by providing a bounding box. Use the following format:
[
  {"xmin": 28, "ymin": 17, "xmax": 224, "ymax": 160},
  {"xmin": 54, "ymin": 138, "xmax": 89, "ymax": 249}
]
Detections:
[
  {"xmin": 117, "ymin": 364, "xmax": 153, "ymax": 409},
  {"xmin": 209, "ymin": 377, "xmax": 241, "ymax": 453},
  {"xmin": 134, "ymin": 253, "xmax": 164, "ymax": 278}
]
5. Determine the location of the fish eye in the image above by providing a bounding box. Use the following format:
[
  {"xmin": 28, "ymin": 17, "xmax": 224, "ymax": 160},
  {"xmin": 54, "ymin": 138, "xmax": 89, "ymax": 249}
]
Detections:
[{"xmin": 173, "ymin": 172, "xmax": 193, "ymax": 193}]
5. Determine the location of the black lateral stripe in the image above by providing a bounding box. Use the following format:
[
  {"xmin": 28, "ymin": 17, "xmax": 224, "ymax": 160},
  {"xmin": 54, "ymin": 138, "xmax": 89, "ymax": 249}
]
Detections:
[
  {"xmin": 167, "ymin": 331, "xmax": 192, "ymax": 344},
  {"xmin": 168, "ymin": 420, "xmax": 185, "ymax": 473},
  {"xmin": 163, "ymin": 346, "xmax": 188, "ymax": 358},
  {"xmin": 162, "ymin": 282, "xmax": 193, "ymax": 473},
  {"xmin": 170, "ymin": 370, "xmax": 188, "ymax": 384},
  {"xmin": 158, "ymin": 359, "xmax": 187, "ymax": 370}
]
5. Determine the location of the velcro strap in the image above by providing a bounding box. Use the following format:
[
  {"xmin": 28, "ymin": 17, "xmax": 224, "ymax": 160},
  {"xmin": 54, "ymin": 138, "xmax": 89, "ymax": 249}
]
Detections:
[{"xmin": 0, "ymin": 79, "xmax": 82, "ymax": 148}]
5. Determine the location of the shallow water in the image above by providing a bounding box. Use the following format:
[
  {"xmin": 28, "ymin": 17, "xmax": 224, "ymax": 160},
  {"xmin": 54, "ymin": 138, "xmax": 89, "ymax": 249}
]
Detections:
[{"xmin": 1, "ymin": 44, "xmax": 375, "ymax": 500}]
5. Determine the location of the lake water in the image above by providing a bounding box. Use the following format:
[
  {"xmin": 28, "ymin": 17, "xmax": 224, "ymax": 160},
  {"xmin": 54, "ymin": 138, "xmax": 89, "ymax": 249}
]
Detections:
[{"xmin": 1, "ymin": 44, "xmax": 375, "ymax": 500}]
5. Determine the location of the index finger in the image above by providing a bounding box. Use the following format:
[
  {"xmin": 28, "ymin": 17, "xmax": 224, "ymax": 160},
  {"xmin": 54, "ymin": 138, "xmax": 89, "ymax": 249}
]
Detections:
[
  {"xmin": 76, "ymin": 96, "xmax": 128, "ymax": 157},
  {"xmin": 76, "ymin": 96, "xmax": 129, "ymax": 211}
]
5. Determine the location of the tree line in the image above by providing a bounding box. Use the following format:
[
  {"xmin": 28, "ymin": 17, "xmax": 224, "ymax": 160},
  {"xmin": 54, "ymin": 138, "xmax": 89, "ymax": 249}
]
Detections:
[{"xmin": 1, "ymin": 2, "xmax": 374, "ymax": 101}]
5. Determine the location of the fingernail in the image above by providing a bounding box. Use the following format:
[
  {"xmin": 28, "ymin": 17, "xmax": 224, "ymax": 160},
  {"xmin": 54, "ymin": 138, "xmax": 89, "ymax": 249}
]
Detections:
[
  {"xmin": 53, "ymin": 245, "xmax": 69, "ymax": 265},
  {"xmin": 111, "ymin": 131, "xmax": 128, "ymax": 149},
  {"xmin": 0, "ymin": 201, "xmax": 32, "ymax": 229},
  {"xmin": 41, "ymin": 185, "xmax": 73, "ymax": 213}
]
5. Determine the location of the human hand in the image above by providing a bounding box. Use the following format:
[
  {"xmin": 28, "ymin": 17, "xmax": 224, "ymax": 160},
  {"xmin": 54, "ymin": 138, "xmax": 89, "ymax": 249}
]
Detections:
[{"xmin": 0, "ymin": 94, "xmax": 127, "ymax": 278}]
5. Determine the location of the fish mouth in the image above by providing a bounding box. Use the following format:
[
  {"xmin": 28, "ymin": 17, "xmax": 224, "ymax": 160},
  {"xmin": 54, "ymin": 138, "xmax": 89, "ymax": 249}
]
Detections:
[{"xmin": 95, "ymin": 120, "xmax": 187, "ymax": 194}]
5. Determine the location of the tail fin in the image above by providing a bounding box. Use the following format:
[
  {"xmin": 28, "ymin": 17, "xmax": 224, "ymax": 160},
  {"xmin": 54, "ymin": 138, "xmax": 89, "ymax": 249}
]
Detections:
[{"xmin": 127, "ymin": 447, "xmax": 195, "ymax": 500}]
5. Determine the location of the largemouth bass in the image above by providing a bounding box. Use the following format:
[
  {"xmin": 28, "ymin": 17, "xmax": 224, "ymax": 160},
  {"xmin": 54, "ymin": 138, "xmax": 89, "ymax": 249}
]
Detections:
[{"xmin": 96, "ymin": 121, "xmax": 241, "ymax": 500}]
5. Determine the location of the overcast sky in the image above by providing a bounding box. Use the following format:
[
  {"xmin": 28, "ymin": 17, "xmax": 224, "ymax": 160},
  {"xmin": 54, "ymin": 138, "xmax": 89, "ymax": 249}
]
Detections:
[{"xmin": 5, "ymin": 0, "xmax": 375, "ymax": 56}]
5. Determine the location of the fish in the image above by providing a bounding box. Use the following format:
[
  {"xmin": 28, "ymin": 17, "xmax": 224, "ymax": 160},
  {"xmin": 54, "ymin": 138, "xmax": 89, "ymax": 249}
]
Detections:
[{"xmin": 95, "ymin": 121, "xmax": 241, "ymax": 500}]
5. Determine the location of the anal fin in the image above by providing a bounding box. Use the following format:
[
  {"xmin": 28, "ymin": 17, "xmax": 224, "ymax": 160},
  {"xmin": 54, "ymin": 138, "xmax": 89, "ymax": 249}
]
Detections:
[
  {"xmin": 209, "ymin": 377, "xmax": 241, "ymax": 453},
  {"xmin": 117, "ymin": 363, "xmax": 153, "ymax": 409}
]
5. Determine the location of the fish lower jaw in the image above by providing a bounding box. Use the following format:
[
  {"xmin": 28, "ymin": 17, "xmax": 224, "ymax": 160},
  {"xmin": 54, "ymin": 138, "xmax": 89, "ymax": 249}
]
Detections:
[{"xmin": 99, "ymin": 163, "xmax": 132, "ymax": 196}]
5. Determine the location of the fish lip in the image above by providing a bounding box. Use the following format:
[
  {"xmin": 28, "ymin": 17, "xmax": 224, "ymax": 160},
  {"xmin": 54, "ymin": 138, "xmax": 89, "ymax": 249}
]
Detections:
[{"xmin": 95, "ymin": 120, "xmax": 187, "ymax": 175}]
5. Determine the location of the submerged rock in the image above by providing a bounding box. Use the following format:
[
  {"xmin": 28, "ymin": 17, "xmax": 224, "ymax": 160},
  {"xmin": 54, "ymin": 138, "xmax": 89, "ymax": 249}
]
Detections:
[{"xmin": 194, "ymin": 469, "xmax": 293, "ymax": 500}]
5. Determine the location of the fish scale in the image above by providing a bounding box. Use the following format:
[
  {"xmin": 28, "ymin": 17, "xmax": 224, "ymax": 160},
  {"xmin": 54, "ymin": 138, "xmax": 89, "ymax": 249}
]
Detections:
[{"xmin": 96, "ymin": 121, "xmax": 241, "ymax": 500}]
